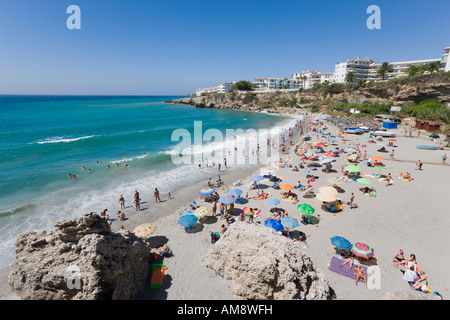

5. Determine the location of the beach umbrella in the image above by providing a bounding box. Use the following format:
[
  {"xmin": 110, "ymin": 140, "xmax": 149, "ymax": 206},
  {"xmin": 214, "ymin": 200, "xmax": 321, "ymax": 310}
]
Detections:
[
  {"xmin": 227, "ymin": 188, "xmax": 243, "ymax": 196},
  {"xmin": 280, "ymin": 216, "xmax": 300, "ymax": 230},
  {"xmin": 280, "ymin": 184, "xmax": 294, "ymax": 190},
  {"xmin": 318, "ymin": 186, "xmax": 338, "ymax": 195},
  {"xmin": 388, "ymin": 139, "xmax": 397, "ymax": 142},
  {"xmin": 327, "ymin": 177, "xmax": 342, "ymax": 185},
  {"xmin": 251, "ymin": 175, "xmax": 264, "ymax": 182},
  {"xmin": 199, "ymin": 187, "xmax": 215, "ymax": 195},
  {"xmin": 193, "ymin": 207, "xmax": 211, "ymax": 218},
  {"xmin": 319, "ymin": 158, "xmax": 334, "ymax": 164},
  {"xmin": 264, "ymin": 219, "xmax": 285, "ymax": 232},
  {"xmin": 345, "ymin": 165, "xmax": 361, "ymax": 173},
  {"xmin": 351, "ymin": 242, "xmax": 375, "ymax": 259},
  {"xmin": 218, "ymin": 195, "xmax": 236, "ymax": 205},
  {"xmin": 178, "ymin": 213, "xmax": 198, "ymax": 228},
  {"xmin": 356, "ymin": 178, "xmax": 372, "ymax": 185},
  {"xmin": 330, "ymin": 236, "xmax": 352, "ymax": 251},
  {"xmin": 347, "ymin": 154, "xmax": 357, "ymax": 160},
  {"xmin": 181, "ymin": 211, "xmax": 193, "ymax": 216},
  {"xmin": 265, "ymin": 197, "xmax": 281, "ymax": 206},
  {"xmin": 297, "ymin": 203, "xmax": 315, "ymax": 215},
  {"xmin": 316, "ymin": 192, "xmax": 337, "ymax": 202},
  {"xmin": 371, "ymin": 155, "xmax": 384, "ymax": 161},
  {"xmin": 133, "ymin": 223, "xmax": 157, "ymax": 239},
  {"xmin": 316, "ymin": 142, "xmax": 326, "ymax": 146}
]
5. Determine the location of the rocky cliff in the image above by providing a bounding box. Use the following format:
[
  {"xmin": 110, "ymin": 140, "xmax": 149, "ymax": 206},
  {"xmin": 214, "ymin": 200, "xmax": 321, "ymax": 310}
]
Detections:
[
  {"xmin": 9, "ymin": 212, "xmax": 151, "ymax": 300},
  {"xmin": 203, "ymin": 222, "xmax": 332, "ymax": 300},
  {"xmin": 167, "ymin": 76, "xmax": 450, "ymax": 113}
]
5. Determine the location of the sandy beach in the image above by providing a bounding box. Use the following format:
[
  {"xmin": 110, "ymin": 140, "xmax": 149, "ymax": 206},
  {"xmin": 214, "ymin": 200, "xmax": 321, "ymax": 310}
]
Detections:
[{"xmin": 1, "ymin": 112, "xmax": 449, "ymax": 300}]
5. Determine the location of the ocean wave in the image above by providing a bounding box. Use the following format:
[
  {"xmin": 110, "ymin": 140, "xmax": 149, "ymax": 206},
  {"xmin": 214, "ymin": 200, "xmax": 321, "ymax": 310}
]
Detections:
[
  {"xmin": 35, "ymin": 135, "xmax": 97, "ymax": 144},
  {"xmin": 0, "ymin": 203, "xmax": 37, "ymax": 218}
]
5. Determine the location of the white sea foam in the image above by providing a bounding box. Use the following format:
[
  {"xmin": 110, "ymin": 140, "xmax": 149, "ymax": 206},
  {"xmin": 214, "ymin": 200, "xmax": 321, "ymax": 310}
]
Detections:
[{"xmin": 35, "ymin": 135, "xmax": 97, "ymax": 144}]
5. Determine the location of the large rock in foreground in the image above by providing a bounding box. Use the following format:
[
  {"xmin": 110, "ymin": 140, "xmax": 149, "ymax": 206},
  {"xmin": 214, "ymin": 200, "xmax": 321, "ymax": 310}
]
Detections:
[
  {"xmin": 203, "ymin": 222, "xmax": 332, "ymax": 300},
  {"xmin": 9, "ymin": 212, "xmax": 151, "ymax": 300}
]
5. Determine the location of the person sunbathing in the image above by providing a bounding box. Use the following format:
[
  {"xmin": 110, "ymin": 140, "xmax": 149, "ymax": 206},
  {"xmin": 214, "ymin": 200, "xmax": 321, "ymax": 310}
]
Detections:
[
  {"xmin": 353, "ymin": 265, "xmax": 367, "ymax": 287},
  {"xmin": 340, "ymin": 252, "xmax": 356, "ymax": 270},
  {"xmin": 292, "ymin": 166, "xmax": 299, "ymax": 172},
  {"xmin": 393, "ymin": 249, "xmax": 406, "ymax": 265},
  {"xmin": 412, "ymin": 270, "xmax": 428, "ymax": 291}
]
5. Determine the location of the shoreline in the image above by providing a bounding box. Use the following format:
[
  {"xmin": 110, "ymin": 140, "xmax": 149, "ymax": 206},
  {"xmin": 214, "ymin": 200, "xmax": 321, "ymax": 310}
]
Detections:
[{"xmin": 0, "ymin": 112, "xmax": 305, "ymax": 300}]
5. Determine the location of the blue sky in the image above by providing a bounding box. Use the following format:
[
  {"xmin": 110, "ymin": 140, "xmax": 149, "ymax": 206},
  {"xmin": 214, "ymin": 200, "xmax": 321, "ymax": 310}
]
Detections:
[{"xmin": 0, "ymin": 0, "xmax": 449, "ymax": 95}]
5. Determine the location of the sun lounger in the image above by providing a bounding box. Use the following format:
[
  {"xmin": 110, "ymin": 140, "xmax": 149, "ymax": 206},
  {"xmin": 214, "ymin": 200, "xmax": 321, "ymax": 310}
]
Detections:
[{"xmin": 150, "ymin": 263, "xmax": 168, "ymax": 289}]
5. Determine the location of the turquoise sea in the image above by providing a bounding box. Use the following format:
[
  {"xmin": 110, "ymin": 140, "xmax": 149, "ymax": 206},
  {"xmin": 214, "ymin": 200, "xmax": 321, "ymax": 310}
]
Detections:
[{"xmin": 0, "ymin": 95, "xmax": 296, "ymax": 270}]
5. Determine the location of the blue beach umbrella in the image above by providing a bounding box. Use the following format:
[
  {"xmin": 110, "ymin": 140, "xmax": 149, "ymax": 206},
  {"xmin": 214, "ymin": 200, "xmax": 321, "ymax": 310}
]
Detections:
[
  {"xmin": 265, "ymin": 197, "xmax": 280, "ymax": 206},
  {"xmin": 280, "ymin": 216, "xmax": 300, "ymax": 230},
  {"xmin": 264, "ymin": 219, "xmax": 285, "ymax": 232},
  {"xmin": 227, "ymin": 188, "xmax": 243, "ymax": 196},
  {"xmin": 178, "ymin": 213, "xmax": 198, "ymax": 228},
  {"xmin": 330, "ymin": 236, "xmax": 352, "ymax": 251},
  {"xmin": 181, "ymin": 211, "xmax": 193, "ymax": 216},
  {"xmin": 218, "ymin": 195, "xmax": 236, "ymax": 205},
  {"xmin": 251, "ymin": 175, "xmax": 264, "ymax": 182}
]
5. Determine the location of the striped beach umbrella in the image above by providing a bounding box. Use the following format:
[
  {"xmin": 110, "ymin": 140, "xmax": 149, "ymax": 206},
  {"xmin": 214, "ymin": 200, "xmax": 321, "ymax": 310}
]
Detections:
[
  {"xmin": 351, "ymin": 242, "xmax": 375, "ymax": 259},
  {"xmin": 327, "ymin": 177, "xmax": 342, "ymax": 184},
  {"xmin": 280, "ymin": 216, "xmax": 300, "ymax": 230},
  {"xmin": 199, "ymin": 187, "xmax": 215, "ymax": 195},
  {"xmin": 227, "ymin": 188, "xmax": 243, "ymax": 196},
  {"xmin": 178, "ymin": 213, "xmax": 198, "ymax": 228},
  {"xmin": 133, "ymin": 223, "xmax": 157, "ymax": 239},
  {"xmin": 330, "ymin": 236, "xmax": 352, "ymax": 251},
  {"xmin": 265, "ymin": 197, "xmax": 280, "ymax": 206},
  {"xmin": 297, "ymin": 203, "xmax": 315, "ymax": 215},
  {"xmin": 251, "ymin": 175, "xmax": 264, "ymax": 182},
  {"xmin": 356, "ymin": 178, "xmax": 372, "ymax": 185},
  {"xmin": 218, "ymin": 195, "xmax": 236, "ymax": 205},
  {"xmin": 193, "ymin": 207, "xmax": 211, "ymax": 218}
]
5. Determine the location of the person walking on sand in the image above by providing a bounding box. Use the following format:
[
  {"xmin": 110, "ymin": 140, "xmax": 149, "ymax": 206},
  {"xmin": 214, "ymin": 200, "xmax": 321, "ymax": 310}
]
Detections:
[
  {"xmin": 154, "ymin": 188, "xmax": 161, "ymax": 203},
  {"xmin": 415, "ymin": 160, "xmax": 423, "ymax": 170},
  {"xmin": 119, "ymin": 195, "xmax": 125, "ymax": 209},
  {"xmin": 134, "ymin": 190, "xmax": 141, "ymax": 211},
  {"xmin": 167, "ymin": 190, "xmax": 172, "ymax": 200},
  {"xmin": 218, "ymin": 162, "xmax": 221, "ymax": 173}
]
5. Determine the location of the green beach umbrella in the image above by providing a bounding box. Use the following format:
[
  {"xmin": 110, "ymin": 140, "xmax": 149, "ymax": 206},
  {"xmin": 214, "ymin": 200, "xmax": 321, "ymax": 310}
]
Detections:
[
  {"xmin": 356, "ymin": 178, "xmax": 372, "ymax": 185},
  {"xmin": 297, "ymin": 203, "xmax": 315, "ymax": 216},
  {"xmin": 345, "ymin": 165, "xmax": 361, "ymax": 173}
]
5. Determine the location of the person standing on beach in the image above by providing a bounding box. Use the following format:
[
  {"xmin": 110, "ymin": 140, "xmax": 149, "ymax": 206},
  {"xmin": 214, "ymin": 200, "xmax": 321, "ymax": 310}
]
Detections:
[
  {"xmin": 442, "ymin": 154, "xmax": 447, "ymax": 165},
  {"xmin": 154, "ymin": 188, "xmax": 161, "ymax": 203},
  {"xmin": 134, "ymin": 190, "xmax": 141, "ymax": 211},
  {"xmin": 167, "ymin": 190, "xmax": 172, "ymax": 200},
  {"xmin": 218, "ymin": 162, "xmax": 221, "ymax": 173},
  {"xmin": 119, "ymin": 195, "xmax": 125, "ymax": 209},
  {"xmin": 224, "ymin": 158, "xmax": 227, "ymax": 169}
]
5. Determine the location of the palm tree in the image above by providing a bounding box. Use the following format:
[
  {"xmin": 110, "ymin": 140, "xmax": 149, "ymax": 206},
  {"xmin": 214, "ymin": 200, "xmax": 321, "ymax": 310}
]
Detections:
[
  {"xmin": 408, "ymin": 65, "xmax": 421, "ymax": 77},
  {"xmin": 345, "ymin": 71, "xmax": 357, "ymax": 83},
  {"xmin": 377, "ymin": 62, "xmax": 394, "ymax": 81},
  {"xmin": 427, "ymin": 61, "xmax": 442, "ymax": 73}
]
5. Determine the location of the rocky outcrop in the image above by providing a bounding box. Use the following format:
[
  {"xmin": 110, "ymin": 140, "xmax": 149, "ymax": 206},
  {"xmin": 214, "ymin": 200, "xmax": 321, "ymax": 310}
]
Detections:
[
  {"xmin": 167, "ymin": 78, "xmax": 450, "ymax": 113},
  {"xmin": 9, "ymin": 212, "xmax": 151, "ymax": 300},
  {"xmin": 203, "ymin": 222, "xmax": 332, "ymax": 300}
]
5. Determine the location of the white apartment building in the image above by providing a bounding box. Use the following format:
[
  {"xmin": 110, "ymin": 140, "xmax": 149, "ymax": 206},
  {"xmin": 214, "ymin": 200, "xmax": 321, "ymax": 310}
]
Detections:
[
  {"xmin": 387, "ymin": 58, "xmax": 442, "ymax": 79},
  {"xmin": 253, "ymin": 77, "xmax": 301, "ymax": 91},
  {"xmin": 217, "ymin": 82, "xmax": 234, "ymax": 93},
  {"xmin": 291, "ymin": 71, "xmax": 333, "ymax": 89},
  {"xmin": 443, "ymin": 47, "xmax": 450, "ymax": 72},
  {"xmin": 195, "ymin": 86, "xmax": 219, "ymax": 96},
  {"xmin": 333, "ymin": 57, "xmax": 379, "ymax": 83}
]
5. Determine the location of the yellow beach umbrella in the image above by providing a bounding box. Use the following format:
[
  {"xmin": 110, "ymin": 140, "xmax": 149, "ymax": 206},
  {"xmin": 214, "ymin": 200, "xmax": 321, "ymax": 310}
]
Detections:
[
  {"xmin": 194, "ymin": 207, "xmax": 211, "ymax": 219},
  {"xmin": 133, "ymin": 223, "xmax": 157, "ymax": 239}
]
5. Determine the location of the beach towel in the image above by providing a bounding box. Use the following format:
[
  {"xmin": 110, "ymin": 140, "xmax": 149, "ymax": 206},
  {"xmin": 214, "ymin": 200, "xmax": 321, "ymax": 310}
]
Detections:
[
  {"xmin": 329, "ymin": 256, "xmax": 367, "ymax": 283},
  {"xmin": 150, "ymin": 263, "xmax": 168, "ymax": 289},
  {"xmin": 242, "ymin": 207, "xmax": 261, "ymax": 217}
]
